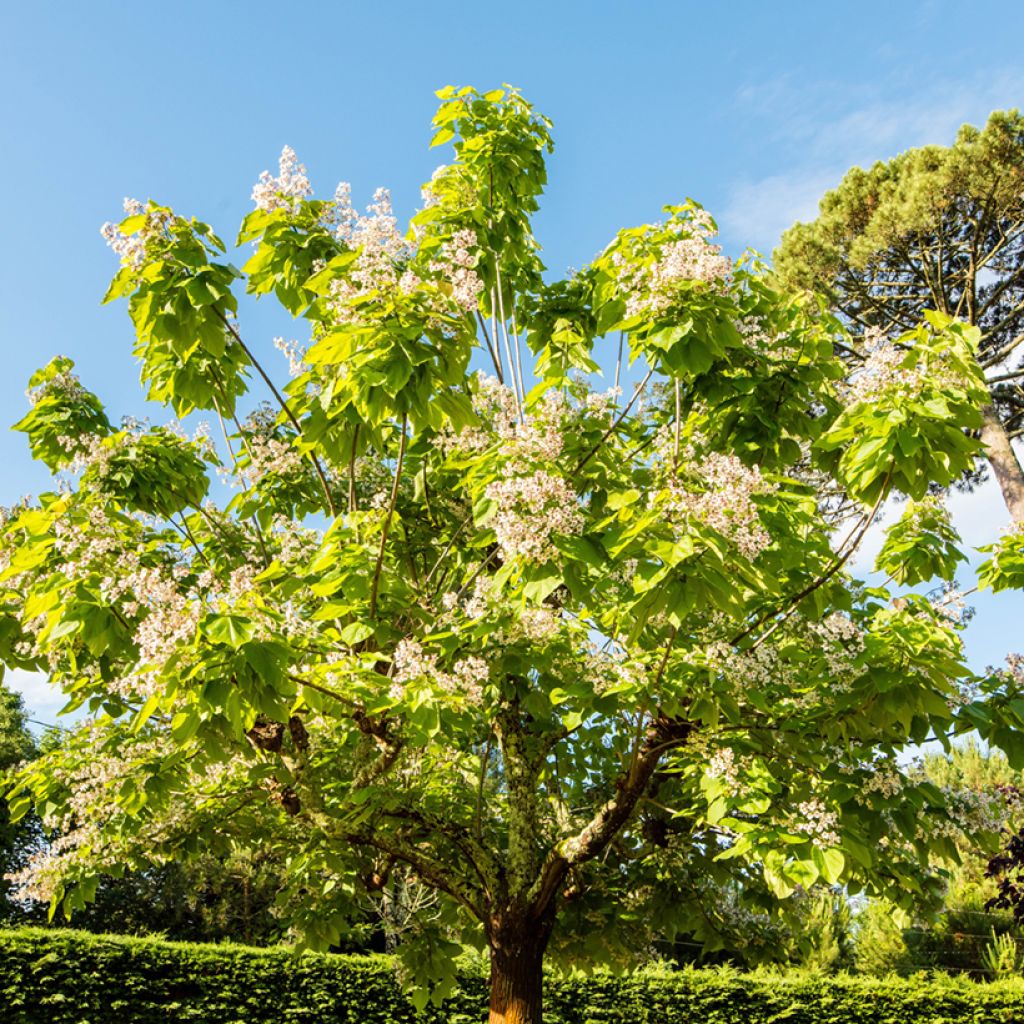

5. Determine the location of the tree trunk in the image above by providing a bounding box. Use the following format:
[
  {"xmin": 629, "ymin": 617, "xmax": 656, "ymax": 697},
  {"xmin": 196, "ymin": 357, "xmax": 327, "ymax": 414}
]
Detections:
[
  {"xmin": 487, "ymin": 913, "xmax": 553, "ymax": 1024},
  {"xmin": 980, "ymin": 403, "xmax": 1024, "ymax": 523}
]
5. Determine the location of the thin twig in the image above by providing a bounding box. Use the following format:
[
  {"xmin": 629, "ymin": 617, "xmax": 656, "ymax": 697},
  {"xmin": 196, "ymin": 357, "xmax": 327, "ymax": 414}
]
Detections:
[
  {"xmin": 575, "ymin": 368, "xmax": 654, "ymax": 473},
  {"xmin": 474, "ymin": 735, "xmax": 492, "ymax": 840},
  {"xmin": 673, "ymin": 379, "xmax": 682, "ymax": 471},
  {"xmin": 613, "ymin": 331, "xmax": 625, "ymax": 412},
  {"xmin": 733, "ymin": 469, "xmax": 893, "ymax": 647},
  {"xmin": 494, "ymin": 278, "xmax": 522, "ymax": 418},
  {"xmin": 510, "ymin": 297, "xmax": 527, "ymax": 410},
  {"xmin": 214, "ymin": 309, "xmax": 337, "ymax": 517},
  {"xmin": 169, "ymin": 514, "xmax": 213, "ymax": 569},
  {"xmin": 214, "ymin": 404, "xmax": 270, "ymax": 567},
  {"xmin": 423, "ymin": 517, "xmax": 471, "ymax": 590}
]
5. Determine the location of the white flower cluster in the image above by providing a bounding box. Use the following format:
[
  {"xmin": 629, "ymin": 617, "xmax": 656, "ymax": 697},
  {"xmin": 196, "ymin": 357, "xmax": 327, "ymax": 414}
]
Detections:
[
  {"xmin": 243, "ymin": 434, "xmax": 304, "ymax": 486},
  {"xmin": 614, "ymin": 209, "xmax": 732, "ymax": 319},
  {"xmin": 929, "ymin": 785, "xmax": 1005, "ymax": 841},
  {"xmin": 434, "ymin": 375, "xmax": 518, "ymax": 456},
  {"xmin": 269, "ymin": 514, "xmax": 321, "ymax": 566},
  {"xmin": 844, "ymin": 327, "xmax": 972, "ymax": 406},
  {"xmin": 429, "ymin": 227, "xmax": 484, "ymax": 311},
  {"xmin": 37, "ymin": 504, "xmax": 207, "ymax": 698},
  {"xmin": 707, "ymin": 746, "xmax": 739, "ymax": 787},
  {"xmin": 26, "ymin": 360, "xmax": 86, "ymax": 407},
  {"xmin": 806, "ymin": 612, "xmax": 865, "ymax": 687},
  {"xmin": 585, "ymin": 651, "xmax": 646, "ymax": 697},
  {"xmin": 56, "ymin": 432, "xmax": 110, "ymax": 476},
  {"xmin": 251, "ymin": 145, "xmax": 312, "ymax": 213},
  {"xmin": 794, "ymin": 797, "xmax": 841, "ymax": 846},
  {"xmin": 4, "ymin": 729, "xmax": 261, "ymax": 907},
  {"xmin": 1007, "ymin": 652, "xmax": 1024, "ymax": 683},
  {"xmin": 485, "ymin": 468, "xmax": 583, "ymax": 565},
  {"xmin": 443, "ymin": 575, "xmax": 561, "ymax": 644},
  {"xmin": 735, "ymin": 316, "xmax": 805, "ymax": 360},
  {"xmin": 274, "ymin": 337, "xmax": 308, "ymax": 377},
  {"xmin": 389, "ymin": 638, "xmax": 488, "ymax": 706},
  {"xmin": 663, "ymin": 452, "xmax": 775, "ymax": 560},
  {"xmin": 436, "ymin": 378, "xmax": 576, "ymax": 462},
  {"xmin": 717, "ymin": 643, "xmax": 780, "ymax": 692},
  {"xmin": 100, "ymin": 198, "xmax": 171, "ymax": 269},
  {"xmin": 100, "ymin": 198, "xmax": 148, "ymax": 268},
  {"xmin": 930, "ymin": 584, "xmax": 968, "ymax": 625},
  {"xmin": 323, "ymin": 184, "xmax": 418, "ymax": 320},
  {"xmin": 858, "ymin": 760, "xmax": 905, "ymax": 801},
  {"xmin": 4, "ymin": 725, "xmax": 176, "ymax": 904},
  {"xmin": 120, "ymin": 564, "xmax": 199, "ymax": 697},
  {"xmin": 687, "ymin": 732, "xmax": 749, "ymax": 796}
]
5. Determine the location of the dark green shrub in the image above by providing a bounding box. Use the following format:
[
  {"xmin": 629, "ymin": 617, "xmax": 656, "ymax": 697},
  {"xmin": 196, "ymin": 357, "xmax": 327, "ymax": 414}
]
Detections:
[{"xmin": 2, "ymin": 927, "xmax": 1024, "ymax": 1023}]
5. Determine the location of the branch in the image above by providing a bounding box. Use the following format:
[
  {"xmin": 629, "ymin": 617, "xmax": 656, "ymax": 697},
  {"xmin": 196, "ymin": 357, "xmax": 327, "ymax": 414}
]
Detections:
[
  {"xmin": 343, "ymin": 828, "xmax": 485, "ymax": 920},
  {"xmin": 369, "ymin": 415, "xmax": 408, "ymax": 619},
  {"xmin": 423, "ymin": 517, "xmax": 471, "ymax": 591},
  {"xmin": 731, "ymin": 468, "xmax": 893, "ymax": 647},
  {"xmin": 527, "ymin": 713, "xmax": 693, "ymax": 916},
  {"xmin": 982, "ymin": 327, "xmax": 1024, "ymax": 370},
  {"xmin": 494, "ymin": 262, "xmax": 524, "ymax": 419},
  {"xmin": 380, "ymin": 805, "xmax": 503, "ymax": 902},
  {"xmin": 574, "ymin": 368, "xmax": 654, "ymax": 473},
  {"xmin": 214, "ymin": 309, "xmax": 337, "ymax": 517},
  {"xmin": 476, "ymin": 311, "xmax": 505, "ymax": 383},
  {"xmin": 347, "ymin": 423, "xmax": 360, "ymax": 513}
]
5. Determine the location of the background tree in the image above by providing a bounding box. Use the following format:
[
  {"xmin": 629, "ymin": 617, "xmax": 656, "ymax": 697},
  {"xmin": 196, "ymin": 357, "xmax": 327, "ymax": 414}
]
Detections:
[
  {"xmin": 853, "ymin": 739, "xmax": 1024, "ymax": 977},
  {"xmin": 774, "ymin": 110, "xmax": 1024, "ymax": 521},
  {"xmin": 0, "ymin": 682, "xmax": 37, "ymax": 923},
  {"xmin": 3, "ymin": 87, "xmax": 1024, "ymax": 1024}
]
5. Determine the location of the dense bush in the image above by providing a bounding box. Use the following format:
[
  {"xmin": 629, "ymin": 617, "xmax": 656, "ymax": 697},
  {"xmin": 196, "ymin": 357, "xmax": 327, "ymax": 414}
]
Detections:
[{"xmin": 2, "ymin": 927, "xmax": 1024, "ymax": 1023}]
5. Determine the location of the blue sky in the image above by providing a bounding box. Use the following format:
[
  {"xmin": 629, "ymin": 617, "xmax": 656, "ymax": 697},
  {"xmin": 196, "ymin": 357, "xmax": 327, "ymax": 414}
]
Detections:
[{"xmin": 2, "ymin": 0, "xmax": 1024, "ymax": 723}]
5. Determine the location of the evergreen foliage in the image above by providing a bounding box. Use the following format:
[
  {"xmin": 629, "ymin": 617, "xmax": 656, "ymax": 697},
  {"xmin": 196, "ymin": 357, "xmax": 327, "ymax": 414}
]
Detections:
[{"xmin": 3, "ymin": 927, "xmax": 1024, "ymax": 1024}]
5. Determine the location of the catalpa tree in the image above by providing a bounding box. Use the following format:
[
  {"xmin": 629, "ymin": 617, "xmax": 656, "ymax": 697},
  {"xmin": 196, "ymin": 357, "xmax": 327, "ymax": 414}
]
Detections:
[{"xmin": 4, "ymin": 87, "xmax": 1024, "ymax": 1024}]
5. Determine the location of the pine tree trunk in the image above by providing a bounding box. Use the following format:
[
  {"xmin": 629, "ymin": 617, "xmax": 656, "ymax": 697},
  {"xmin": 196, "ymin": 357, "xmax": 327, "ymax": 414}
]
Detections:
[
  {"xmin": 487, "ymin": 914, "xmax": 552, "ymax": 1024},
  {"xmin": 981, "ymin": 403, "xmax": 1024, "ymax": 523}
]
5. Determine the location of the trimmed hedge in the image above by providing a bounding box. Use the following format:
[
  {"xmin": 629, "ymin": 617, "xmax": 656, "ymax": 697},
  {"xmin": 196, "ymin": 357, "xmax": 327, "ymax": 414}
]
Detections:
[{"xmin": 2, "ymin": 927, "xmax": 1024, "ymax": 1024}]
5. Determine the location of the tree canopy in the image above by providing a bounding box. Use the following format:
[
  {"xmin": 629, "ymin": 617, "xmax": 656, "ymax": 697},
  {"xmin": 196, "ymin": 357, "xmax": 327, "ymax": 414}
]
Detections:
[
  {"xmin": 3, "ymin": 86, "xmax": 1024, "ymax": 1024},
  {"xmin": 774, "ymin": 110, "xmax": 1024, "ymax": 521}
]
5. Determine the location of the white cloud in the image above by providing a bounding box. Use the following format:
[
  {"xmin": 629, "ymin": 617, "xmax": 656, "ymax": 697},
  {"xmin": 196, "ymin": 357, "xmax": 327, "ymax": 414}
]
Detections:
[
  {"xmin": 718, "ymin": 170, "xmax": 838, "ymax": 256},
  {"xmin": 722, "ymin": 68, "xmax": 1024, "ymax": 254},
  {"xmin": 4, "ymin": 668, "xmax": 68, "ymax": 728}
]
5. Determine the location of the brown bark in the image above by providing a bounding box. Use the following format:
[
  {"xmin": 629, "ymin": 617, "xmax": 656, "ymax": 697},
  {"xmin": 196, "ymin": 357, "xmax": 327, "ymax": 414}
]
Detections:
[
  {"xmin": 487, "ymin": 911, "xmax": 554, "ymax": 1024},
  {"xmin": 981, "ymin": 403, "xmax": 1024, "ymax": 523}
]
